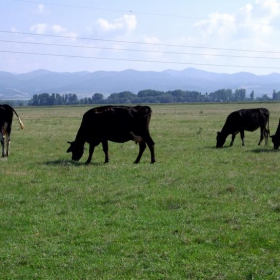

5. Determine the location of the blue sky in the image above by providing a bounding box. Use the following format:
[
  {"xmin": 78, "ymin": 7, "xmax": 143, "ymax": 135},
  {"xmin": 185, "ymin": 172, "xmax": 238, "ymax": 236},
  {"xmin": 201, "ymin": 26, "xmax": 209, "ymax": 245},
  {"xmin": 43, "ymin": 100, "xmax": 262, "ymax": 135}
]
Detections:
[{"xmin": 1, "ymin": 0, "xmax": 280, "ymax": 74}]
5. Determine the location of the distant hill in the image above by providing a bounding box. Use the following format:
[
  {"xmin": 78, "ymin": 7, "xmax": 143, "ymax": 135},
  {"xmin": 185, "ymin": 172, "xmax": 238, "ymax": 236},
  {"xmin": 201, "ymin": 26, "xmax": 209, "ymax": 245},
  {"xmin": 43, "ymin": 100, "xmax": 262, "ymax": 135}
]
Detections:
[{"xmin": 0, "ymin": 68, "xmax": 279, "ymax": 100}]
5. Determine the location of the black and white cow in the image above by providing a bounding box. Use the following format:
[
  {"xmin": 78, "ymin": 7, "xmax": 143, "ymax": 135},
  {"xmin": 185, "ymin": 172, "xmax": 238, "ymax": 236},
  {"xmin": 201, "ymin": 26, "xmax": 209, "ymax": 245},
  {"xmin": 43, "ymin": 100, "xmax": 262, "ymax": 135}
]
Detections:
[
  {"xmin": 0, "ymin": 104, "xmax": 24, "ymax": 157},
  {"xmin": 216, "ymin": 108, "xmax": 270, "ymax": 148},
  {"xmin": 67, "ymin": 105, "xmax": 156, "ymax": 164}
]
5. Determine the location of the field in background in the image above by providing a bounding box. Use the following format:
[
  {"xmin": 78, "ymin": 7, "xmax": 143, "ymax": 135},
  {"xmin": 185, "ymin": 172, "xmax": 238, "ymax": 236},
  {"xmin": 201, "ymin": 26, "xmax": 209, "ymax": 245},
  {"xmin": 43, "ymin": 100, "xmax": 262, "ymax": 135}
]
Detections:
[{"xmin": 1, "ymin": 103, "xmax": 280, "ymax": 279}]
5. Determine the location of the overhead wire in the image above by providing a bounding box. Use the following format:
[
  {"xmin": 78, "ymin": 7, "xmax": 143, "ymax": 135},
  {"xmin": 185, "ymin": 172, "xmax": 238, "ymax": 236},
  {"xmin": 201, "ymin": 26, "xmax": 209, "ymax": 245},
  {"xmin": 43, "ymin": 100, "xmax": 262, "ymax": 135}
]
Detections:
[
  {"xmin": 1, "ymin": 39, "xmax": 279, "ymax": 60},
  {"xmin": 1, "ymin": 50, "xmax": 280, "ymax": 70},
  {"xmin": 0, "ymin": 30, "xmax": 278, "ymax": 54}
]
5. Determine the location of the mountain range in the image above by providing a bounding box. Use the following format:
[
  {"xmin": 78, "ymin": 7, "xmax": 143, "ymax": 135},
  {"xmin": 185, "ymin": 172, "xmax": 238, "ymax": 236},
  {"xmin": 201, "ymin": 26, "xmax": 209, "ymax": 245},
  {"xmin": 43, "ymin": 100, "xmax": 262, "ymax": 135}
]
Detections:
[{"xmin": 0, "ymin": 68, "xmax": 280, "ymax": 100}]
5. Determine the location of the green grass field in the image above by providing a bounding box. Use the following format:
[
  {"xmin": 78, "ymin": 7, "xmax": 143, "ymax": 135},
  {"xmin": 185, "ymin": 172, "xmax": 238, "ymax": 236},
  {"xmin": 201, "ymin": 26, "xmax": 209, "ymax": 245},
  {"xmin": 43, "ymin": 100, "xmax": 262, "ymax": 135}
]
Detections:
[{"xmin": 1, "ymin": 103, "xmax": 280, "ymax": 279}]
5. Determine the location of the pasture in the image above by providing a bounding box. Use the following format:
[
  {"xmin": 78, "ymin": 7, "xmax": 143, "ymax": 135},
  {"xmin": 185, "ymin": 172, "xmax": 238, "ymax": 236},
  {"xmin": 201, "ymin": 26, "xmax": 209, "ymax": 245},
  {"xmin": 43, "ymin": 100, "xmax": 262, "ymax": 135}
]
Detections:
[{"xmin": 1, "ymin": 103, "xmax": 280, "ymax": 279}]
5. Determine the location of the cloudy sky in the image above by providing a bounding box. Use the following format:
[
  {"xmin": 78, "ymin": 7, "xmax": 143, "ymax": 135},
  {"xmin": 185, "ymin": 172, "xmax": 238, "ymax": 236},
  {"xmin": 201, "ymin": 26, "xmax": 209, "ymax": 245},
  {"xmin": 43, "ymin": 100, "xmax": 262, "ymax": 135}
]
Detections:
[{"xmin": 1, "ymin": 0, "xmax": 280, "ymax": 74}]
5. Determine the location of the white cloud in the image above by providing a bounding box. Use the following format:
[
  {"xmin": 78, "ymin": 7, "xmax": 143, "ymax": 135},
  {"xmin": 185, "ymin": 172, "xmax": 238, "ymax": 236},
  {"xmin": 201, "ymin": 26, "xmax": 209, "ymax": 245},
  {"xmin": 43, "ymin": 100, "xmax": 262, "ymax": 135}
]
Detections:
[
  {"xmin": 51, "ymin": 25, "xmax": 66, "ymax": 33},
  {"xmin": 142, "ymin": 35, "xmax": 160, "ymax": 44},
  {"xmin": 192, "ymin": 0, "xmax": 280, "ymax": 43},
  {"xmin": 37, "ymin": 4, "xmax": 46, "ymax": 14},
  {"xmin": 96, "ymin": 15, "xmax": 137, "ymax": 34},
  {"xmin": 239, "ymin": 3, "xmax": 254, "ymax": 17},
  {"xmin": 193, "ymin": 12, "xmax": 236, "ymax": 38},
  {"xmin": 255, "ymin": 0, "xmax": 280, "ymax": 19},
  {"xmin": 29, "ymin": 23, "xmax": 77, "ymax": 39},
  {"xmin": 30, "ymin": 23, "xmax": 47, "ymax": 34},
  {"xmin": 167, "ymin": 0, "xmax": 280, "ymax": 75}
]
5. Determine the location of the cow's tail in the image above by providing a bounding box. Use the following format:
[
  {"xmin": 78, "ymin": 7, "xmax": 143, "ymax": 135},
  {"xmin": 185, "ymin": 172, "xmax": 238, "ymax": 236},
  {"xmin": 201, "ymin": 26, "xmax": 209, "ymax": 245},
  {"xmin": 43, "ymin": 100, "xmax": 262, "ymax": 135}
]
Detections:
[
  {"xmin": 17, "ymin": 116, "xmax": 25, "ymax": 129},
  {"xmin": 4, "ymin": 104, "xmax": 25, "ymax": 129}
]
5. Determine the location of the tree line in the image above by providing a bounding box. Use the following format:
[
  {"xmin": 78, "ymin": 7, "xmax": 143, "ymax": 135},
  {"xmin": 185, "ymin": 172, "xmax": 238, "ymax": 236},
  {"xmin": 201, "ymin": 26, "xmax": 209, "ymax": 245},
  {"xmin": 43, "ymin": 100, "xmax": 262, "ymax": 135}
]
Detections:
[{"xmin": 26, "ymin": 89, "xmax": 280, "ymax": 106}]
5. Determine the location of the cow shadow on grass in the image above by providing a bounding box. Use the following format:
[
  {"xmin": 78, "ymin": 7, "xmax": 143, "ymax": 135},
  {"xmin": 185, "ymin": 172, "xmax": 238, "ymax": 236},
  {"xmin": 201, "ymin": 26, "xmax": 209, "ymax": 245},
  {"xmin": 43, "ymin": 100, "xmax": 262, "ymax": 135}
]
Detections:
[
  {"xmin": 205, "ymin": 145, "xmax": 232, "ymax": 149},
  {"xmin": 44, "ymin": 159, "xmax": 104, "ymax": 166},
  {"xmin": 249, "ymin": 148, "xmax": 276, "ymax": 154},
  {"xmin": 205, "ymin": 146, "xmax": 276, "ymax": 153}
]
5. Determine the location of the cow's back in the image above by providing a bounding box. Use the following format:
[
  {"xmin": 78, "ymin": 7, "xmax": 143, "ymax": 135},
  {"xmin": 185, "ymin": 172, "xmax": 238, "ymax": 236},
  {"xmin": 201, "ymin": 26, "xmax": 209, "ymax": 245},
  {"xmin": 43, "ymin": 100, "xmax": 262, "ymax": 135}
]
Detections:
[
  {"xmin": 224, "ymin": 108, "xmax": 269, "ymax": 133},
  {"xmin": 239, "ymin": 108, "xmax": 269, "ymax": 126},
  {"xmin": 82, "ymin": 106, "xmax": 151, "ymax": 127},
  {"xmin": 80, "ymin": 106, "xmax": 152, "ymax": 141}
]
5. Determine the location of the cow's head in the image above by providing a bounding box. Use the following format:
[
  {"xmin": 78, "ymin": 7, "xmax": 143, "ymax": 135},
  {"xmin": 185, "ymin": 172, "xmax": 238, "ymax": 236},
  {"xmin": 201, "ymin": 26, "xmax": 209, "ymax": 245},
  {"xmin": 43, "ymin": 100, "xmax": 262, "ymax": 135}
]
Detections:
[
  {"xmin": 67, "ymin": 141, "xmax": 84, "ymax": 161},
  {"xmin": 216, "ymin": 131, "xmax": 226, "ymax": 148},
  {"xmin": 270, "ymin": 119, "xmax": 280, "ymax": 150},
  {"xmin": 270, "ymin": 135, "xmax": 280, "ymax": 150}
]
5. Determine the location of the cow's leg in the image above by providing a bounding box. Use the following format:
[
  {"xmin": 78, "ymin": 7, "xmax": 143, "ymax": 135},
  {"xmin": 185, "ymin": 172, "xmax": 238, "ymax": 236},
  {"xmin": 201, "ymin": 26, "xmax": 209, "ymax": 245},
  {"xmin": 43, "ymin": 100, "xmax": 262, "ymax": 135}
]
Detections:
[
  {"xmin": 259, "ymin": 126, "xmax": 268, "ymax": 146},
  {"xmin": 230, "ymin": 133, "xmax": 237, "ymax": 146},
  {"xmin": 134, "ymin": 134, "xmax": 156, "ymax": 164},
  {"xmin": 134, "ymin": 142, "xmax": 146, "ymax": 164},
  {"xmin": 264, "ymin": 128, "xmax": 269, "ymax": 146},
  {"xmin": 240, "ymin": 130, "xmax": 245, "ymax": 146},
  {"xmin": 145, "ymin": 137, "xmax": 156, "ymax": 163},
  {"xmin": 0, "ymin": 133, "xmax": 4, "ymax": 157},
  {"xmin": 102, "ymin": 140, "xmax": 109, "ymax": 163},
  {"xmin": 85, "ymin": 141, "xmax": 98, "ymax": 164},
  {"xmin": 85, "ymin": 140, "xmax": 101, "ymax": 164},
  {"xmin": 85, "ymin": 144, "xmax": 95, "ymax": 164},
  {"xmin": 258, "ymin": 128, "xmax": 264, "ymax": 145},
  {"xmin": 5, "ymin": 133, "xmax": 10, "ymax": 157}
]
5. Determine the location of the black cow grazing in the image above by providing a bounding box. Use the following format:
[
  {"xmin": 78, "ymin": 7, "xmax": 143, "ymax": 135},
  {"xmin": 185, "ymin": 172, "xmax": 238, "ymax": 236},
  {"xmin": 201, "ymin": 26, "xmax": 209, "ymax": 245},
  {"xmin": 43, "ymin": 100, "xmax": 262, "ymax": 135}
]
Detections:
[
  {"xmin": 0, "ymin": 104, "xmax": 25, "ymax": 157},
  {"xmin": 270, "ymin": 119, "xmax": 280, "ymax": 149},
  {"xmin": 67, "ymin": 105, "xmax": 156, "ymax": 164},
  {"xmin": 216, "ymin": 108, "xmax": 270, "ymax": 148}
]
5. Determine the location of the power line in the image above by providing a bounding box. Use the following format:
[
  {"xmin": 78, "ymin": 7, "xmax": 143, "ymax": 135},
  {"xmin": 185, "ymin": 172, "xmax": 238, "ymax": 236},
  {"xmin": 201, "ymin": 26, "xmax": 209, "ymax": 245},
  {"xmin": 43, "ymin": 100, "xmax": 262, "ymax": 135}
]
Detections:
[
  {"xmin": 1, "ymin": 50, "xmax": 280, "ymax": 70},
  {"xmin": 10, "ymin": 0, "xmax": 275, "ymax": 26},
  {"xmin": 1, "ymin": 39, "xmax": 280, "ymax": 60},
  {"xmin": 1, "ymin": 30, "xmax": 278, "ymax": 54}
]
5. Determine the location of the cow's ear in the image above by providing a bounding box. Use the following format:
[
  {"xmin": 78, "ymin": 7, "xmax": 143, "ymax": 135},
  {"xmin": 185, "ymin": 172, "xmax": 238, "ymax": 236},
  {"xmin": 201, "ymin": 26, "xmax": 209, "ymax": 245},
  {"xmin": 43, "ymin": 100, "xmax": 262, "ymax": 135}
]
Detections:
[
  {"xmin": 217, "ymin": 132, "xmax": 221, "ymax": 135},
  {"xmin": 67, "ymin": 140, "xmax": 73, "ymax": 144},
  {"xmin": 270, "ymin": 135, "xmax": 274, "ymax": 138},
  {"xmin": 66, "ymin": 146, "xmax": 72, "ymax": 153}
]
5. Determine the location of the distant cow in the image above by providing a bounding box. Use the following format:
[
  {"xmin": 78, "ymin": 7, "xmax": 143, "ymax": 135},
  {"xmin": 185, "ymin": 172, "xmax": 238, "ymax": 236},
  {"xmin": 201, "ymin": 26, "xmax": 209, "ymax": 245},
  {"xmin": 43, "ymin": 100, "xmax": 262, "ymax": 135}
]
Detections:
[
  {"xmin": 0, "ymin": 104, "xmax": 24, "ymax": 157},
  {"xmin": 270, "ymin": 119, "xmax": 280, "ymax": 149},
  {"xmin": 216, "ymin": 108, "xmax": 269, "ymax": 148},
  {"xmin": 67, "ymin": 105, "xmax": 156, "ymax": 164}
]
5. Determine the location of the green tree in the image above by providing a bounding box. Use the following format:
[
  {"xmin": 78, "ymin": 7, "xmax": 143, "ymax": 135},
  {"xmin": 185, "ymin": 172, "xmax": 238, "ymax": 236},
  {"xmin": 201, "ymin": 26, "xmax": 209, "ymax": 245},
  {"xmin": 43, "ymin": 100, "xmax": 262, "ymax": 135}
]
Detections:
[
  {"xmin": 250, "ymin": 90, "xmax": 254, "ymax": 101},
  {"xmin": 234, "ymin": 89, "xmax": 246, "ymax": 101},
  {"xmin": 138, "ymin": 89, "xmax": 164, "ymax": 98},
  {"xmin": 209, "ymin": 89, "xmax": 233, "ymax": 102},
  {"xmin": 272, "ymin": 90, "xmax": 280, "ymax": 101},
  {"xmin": 92, "ymin": 93, "xmax": 104, "ymax": 103}
]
